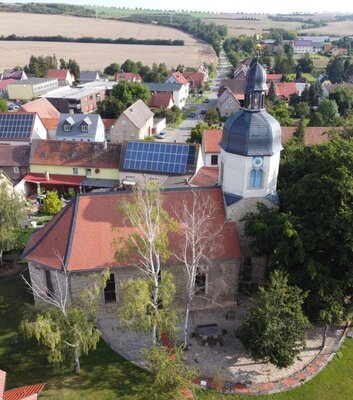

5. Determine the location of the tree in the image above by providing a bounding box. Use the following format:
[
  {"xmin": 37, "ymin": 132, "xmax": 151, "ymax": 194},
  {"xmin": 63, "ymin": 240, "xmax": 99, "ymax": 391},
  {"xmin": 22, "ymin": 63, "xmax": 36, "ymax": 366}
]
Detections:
[
  {"xmin": 295, "ymin": 101, "xmax": 310, "ymax": 119},
  {"xmin": 20, "ymin": 262, "xmax": 108, "ymax": 374},
  {"xmin": 327, "ymin": 57, "xmax": 344, "ymax": 84},
  {"xmin": 114, "ymin": 182, "xmax": 178, "ymax": 345},
  {"xmin": 104, "ymin": 63, "xmax": 120, "ymax": 76},
  {"xmin": 294, "ymin": 120, "xmax": 306, "ymax": 143},
  {"xmin": 97, "ymin": 96, "xmax": 122, "ymax": 119},
  {"xmin": 187, "ymin": 122, "xmax": 204, "ymax": 144},
  {"xmin": 173, "ymin": 190, "xmax": 225, "ymax": 348},
  {"xmin": 236, "ymin": 270, "xmax": 310, "ymax": 368},
  {"xmin": 42, "ymin": 191, "xmax": 62, "ymax": 215},
  {"xmin": 316, "ymin": 99, "xmax": 339, "ymax": 126},
  {"xmin": 0, "ymin": 184, "xmax": 25, "ymax": 266},
  {"xmin": 111, "ymin": 80, "xmax": 150, "ymax": 110},
  {"xmin": 154, "ymin": 106, "xmax": 181, "ymax": 125},
  {"xmin": 308, "ymin": 82, "xmax": 323, "ymax": 107},
  {"xmin": 268, "ymin": 101, "xmax": 294, "ymax": 126},
  {"xmin": 59, "ymin": 58, "xmax": 80, "ymax": 81},
  {"xmin": 329, "ymin": 87, "xmax": 353, "ymax": 116},
  {"xmin": 204, "ymin": 108, "xmax": 220, "ymax": 125},
  {"xmin": 0, "ymin": 98, "xmax": 7, "ymax": 112},
  {"xmin": 297, "ymin": 53, "xmax": 314, "ymax": 73}
]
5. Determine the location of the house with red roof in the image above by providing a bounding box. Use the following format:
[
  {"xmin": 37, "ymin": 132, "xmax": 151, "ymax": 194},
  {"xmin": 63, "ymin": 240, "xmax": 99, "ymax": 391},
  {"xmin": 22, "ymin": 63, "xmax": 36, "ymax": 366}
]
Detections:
[
  {"xmin": 217, "ymin": 87, "xmax": 242, "ymax": 117},
  {"xmin": 266, "ymin": 74, "xmax": 282, "ymax": 83},
  {"xmin": 202, "ymin": 129, "xmax": 222, "ymax": 167},
  {"xmin": 0, "ymin": 369, "xmax": 44, "ymax": 400},
  {"xmin": 165, "ymin": 72, "xmax": 190, "ymax": 105},
  {"xmin": 149, "ymin": 92, "xmax": 174, "ymax": 109},
  {"xmin": 182, "ymin": 71, "xmax": 206, "ymax": 90},
  {"xmin": 23, "ymin": 188, "xmax": 242, "ymax": 311},
  {"xmin": 47, "ymin": 69, "xmax": 74, "ymax": 86},
  {"xmin": 114, "ymin": 72, "xmax": 142, "ymax": 83}
]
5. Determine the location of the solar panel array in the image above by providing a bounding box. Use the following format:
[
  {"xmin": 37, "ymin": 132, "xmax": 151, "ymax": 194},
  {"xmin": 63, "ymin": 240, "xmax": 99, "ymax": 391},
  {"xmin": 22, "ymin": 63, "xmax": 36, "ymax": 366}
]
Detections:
[
  {"xmin": 0, "ymin": 114, "xmax": 34, "ymax": 139},
  {"xmin": 123, "ymin": 141, "xmax": 190, "ymax": 174}
]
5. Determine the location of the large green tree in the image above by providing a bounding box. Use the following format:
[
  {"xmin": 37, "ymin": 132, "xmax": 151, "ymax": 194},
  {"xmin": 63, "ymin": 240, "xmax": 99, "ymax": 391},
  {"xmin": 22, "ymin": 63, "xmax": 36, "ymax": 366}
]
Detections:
[
  {"xmin": 0, "ymin": 184, "xmax": 25, "ymax": 266},
  {"xmin": 327, "ymin": 57, "xmax": 345, "ymax": 84},
  {"xmin": 297, "ymin": 53, "xmax": 314, "ymax": 73},
  {"xmin": 236, "ymin": 270, "xmax": 310, "ymax": 368},
  {"xmin": 329, "ymin": 86, "xmax": 353, "ymax": 116}
]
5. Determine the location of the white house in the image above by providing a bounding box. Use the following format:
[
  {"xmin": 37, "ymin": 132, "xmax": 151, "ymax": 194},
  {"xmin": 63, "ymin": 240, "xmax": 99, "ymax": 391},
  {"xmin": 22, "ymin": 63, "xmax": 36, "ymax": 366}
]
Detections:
[
  {"xmin": 293, "ymin": 40, "xmax": 314, "ymax": 54},
  {"xmin": 55, "ymin": 114, "xmax": 105, "ymax": 142},
  {"xmin": 217, "ymin": 87, "xmax": 242, "ymax": 118},
  {"xmin": 145, "ymin": 82, "xmax": 188, "ymax": 109}
]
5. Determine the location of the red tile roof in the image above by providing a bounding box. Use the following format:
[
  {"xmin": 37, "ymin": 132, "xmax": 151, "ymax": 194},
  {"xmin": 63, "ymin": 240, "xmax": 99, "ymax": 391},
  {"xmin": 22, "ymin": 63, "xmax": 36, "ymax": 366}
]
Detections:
[
  {"xmin": 273, "ymin": 82, "xmax": 297, "ymax": 99},
  {"xmin": 281, "ymin": 126, "xmax": 338, "ymax": 146},
  {"xmin": 19, "ymin": 98, "xmax": 59, "ymax": 131},
  {"xmin": 23, "ymin": 173, "xmax": 85, "ymax": 186},
  {"xmin": 23, "ymin": 188, "xmax": 242, "ymax": 271},
  {"xmin": 189, "ymin": 167, "xmax": 219, "ymax": 187},
  {"xmin": 4, "ymin": 383, "xmax": 45, "ymax": 400},
  {"xmin": 30, "ymin": 140, "xmax": 120, "ymax": 169},
  {"xmin": 169, "ymin": 71, "xmax": 188, "ymax": 85},
  {"xmin": 0, "ymin": 145, "xmax": 30, "ymax": 166},
  {"xmin": 149, "ymin": 92, "xmax": 174, "ymax": 108},
  {"xmin": 115, "ymin": 72, "xmax": 142, "ymax": 81},
  {"xmin": 47, "ymin": 69, "xmax": 69, "ymax": 80},
  {"xmin": 103, "ymin": 119, "xmax": 117, "ymax": 129},
  {"xmin": 183, "ymin": 71, "xmax": 206, "ymax": 87},
  {"xmin": 266, "ymin": 74, "xmax": 282, "ymax": 82},
  {"xmin": 218, "ymin": 79, "xmax": 245, "ymax": 98},
  {"xmin": 0, "ymin": 79, "xmax": 16, "ymax": 90},
  {"xmin": 203, "ymin": 129, "xmax": 222, "ymax": 153}
]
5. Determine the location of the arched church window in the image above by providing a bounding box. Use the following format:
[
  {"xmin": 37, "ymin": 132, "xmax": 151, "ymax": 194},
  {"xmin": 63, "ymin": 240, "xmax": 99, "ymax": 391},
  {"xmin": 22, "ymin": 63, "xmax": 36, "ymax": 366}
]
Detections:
[{"xmin": 249, "ymin": 169, "xmax": 263, "ymax": 189}]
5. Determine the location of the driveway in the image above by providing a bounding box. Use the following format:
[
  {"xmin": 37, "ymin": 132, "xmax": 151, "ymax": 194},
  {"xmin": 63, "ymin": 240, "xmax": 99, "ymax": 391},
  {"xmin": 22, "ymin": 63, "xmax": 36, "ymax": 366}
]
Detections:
[{"xmin": 163, "ymin": 52, "xmax": 230, "ymax": 143}]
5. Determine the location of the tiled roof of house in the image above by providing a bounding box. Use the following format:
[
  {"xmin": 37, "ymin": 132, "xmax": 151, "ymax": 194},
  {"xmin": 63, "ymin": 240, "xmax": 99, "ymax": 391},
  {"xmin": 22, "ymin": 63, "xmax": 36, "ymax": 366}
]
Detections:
[
  {"xmin": 115, "ymin": 72, "xmax": 142, "ymax": 81},
  {"xmin": 103, "ymin": 119, "xmax": 117, "ymax": 129},
  {"xmin": 189, "ymin": 167, "xmax": 219, "ymax": 187},
  {"xmin": 79, "ymin": 71, "xmax": 99, "ymax": 82},
  {"xmin": 183, "ymin": 71, "xmax": 206, "ymax": 87},
  {"xmin": 294, "ymin": 40, "xmax": 313, "ymax": 46},
  {"xmin": 122, "ymin": 99, "xmax": 154, "ymax": 129},
  {"xmin": 218, "ymin": 79, "xmax": 246, "ymax": 98},
  {"xmin": 4, "ymin": 383, "xmax": 45, "ymax": 400},
  {"xmin": 0, "ymin": 370, "xmax": 6, "ymax": 399},
  {"xmin": 23, "ymin": 173, "xmax": 85, "ymax": 186},
  {"xmin": 20, "ymin": 98, "xmax": 60, "ymax": 131},
  {"xmin": 266, "ymin": 74, "xmax": 282, "ymax": 82},
  {"xmin": 56, "ymin": 114, "xmax": 102, "ymax": 140},
  {"xmin": 145, "ymin": 82, "xmax": 183, "ymax": 92},
  {"xmin": 47, "ymin": 69, "xmax": 69, "ymax": 80},
  {"xmin": 273, "ymin": 82, "xmax": 297, "ymax": 99},
  {"xmin": 203, "ymin": 129, "xmax": 222, "ymax": 153},
  {"xmin": 149, "ymin": 92, "xmax": 174, "ymax": 108},
  {"xmin": 2, "ymin": 69, "xmax": 26, "ymax": 80},
  {"xmin": 30, "ymin": 140, "xmax": 121, "ymax": 168},
  {"xmin": 281, "ymin": 126, "xmax": 339, "ymax": 146},
  {"xmin": 218, "ymin": 88, "xmax": 242, "ymax": 106},
  {"xmin": 0, "ymin": 145, "xmax": 30, "ymax": 166},
  {"xmin": 169, "ymin": 71, "xmax": 188, "ymax": 85},
  {"xmin": 23, "ymin": 187, "xmax": 242, "ymax": 271}
]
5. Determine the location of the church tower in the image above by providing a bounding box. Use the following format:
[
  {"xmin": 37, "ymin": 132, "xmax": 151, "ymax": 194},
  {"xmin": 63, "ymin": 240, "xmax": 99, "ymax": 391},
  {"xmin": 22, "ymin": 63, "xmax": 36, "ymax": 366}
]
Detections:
[
  {"xmin": 219, "ymin": 62, "xmax": 283, "ymax": 285},
  {"xmin": 219, "ymin": 62, "xmax": 282, "ymax": 201}
]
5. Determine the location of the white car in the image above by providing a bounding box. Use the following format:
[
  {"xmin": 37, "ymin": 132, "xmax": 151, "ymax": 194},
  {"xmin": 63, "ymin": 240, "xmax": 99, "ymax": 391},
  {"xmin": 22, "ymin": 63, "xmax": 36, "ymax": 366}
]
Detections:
[{"xmin": 155, "ymin": 131, "xmax": 167, "ymax": 139}]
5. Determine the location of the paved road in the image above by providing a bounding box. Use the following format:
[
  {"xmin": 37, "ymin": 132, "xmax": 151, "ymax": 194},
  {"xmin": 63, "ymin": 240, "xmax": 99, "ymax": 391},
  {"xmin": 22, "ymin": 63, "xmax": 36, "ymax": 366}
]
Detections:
[{"xmin": 161, "ymin": 52, "xmax": 231, "ymax": 143}]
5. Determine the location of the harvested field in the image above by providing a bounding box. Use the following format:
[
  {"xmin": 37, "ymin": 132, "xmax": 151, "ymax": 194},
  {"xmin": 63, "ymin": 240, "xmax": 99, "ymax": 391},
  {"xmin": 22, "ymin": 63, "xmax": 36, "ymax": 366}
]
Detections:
[
  {"xmin": 204, "ymin": 16, "xmax": 301, "ymax": 36},
  {"xmin": 0, "ymin": 41, "xmax": 216, "ymax": 71},
  {"xmin": 0, "ymin": 12, "xmax": 197, "ymax": 44},
  {"xmin": 299, "ymin": 20, "xmax": 353, "ymax": 36}
]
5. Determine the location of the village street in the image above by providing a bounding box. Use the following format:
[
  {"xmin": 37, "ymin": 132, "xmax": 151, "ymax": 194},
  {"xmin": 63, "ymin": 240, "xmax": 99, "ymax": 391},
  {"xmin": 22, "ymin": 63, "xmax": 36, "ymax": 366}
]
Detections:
[{"xmin": 164, "ymin": 51, "xmax": 230, "ymax": 143}]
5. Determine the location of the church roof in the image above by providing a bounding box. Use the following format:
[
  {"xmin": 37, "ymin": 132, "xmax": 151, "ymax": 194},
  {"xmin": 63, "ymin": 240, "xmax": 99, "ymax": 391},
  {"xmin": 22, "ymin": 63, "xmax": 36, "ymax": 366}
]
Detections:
[
  {"xmin": 23, "ymin": 188, "xmax": 242, "ymax": 271},
  {"xmin": 245, "ymin": 62, "xmax": 267, "ymax": 92}
]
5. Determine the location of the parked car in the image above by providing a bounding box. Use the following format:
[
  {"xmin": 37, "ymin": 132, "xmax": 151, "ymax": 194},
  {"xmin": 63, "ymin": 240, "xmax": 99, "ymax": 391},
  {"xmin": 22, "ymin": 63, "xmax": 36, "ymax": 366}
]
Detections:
[
  {"xmin": 200, "ymin": 109, "xmax": 207, "ymax": 115},
  {"xmin": 203, "ymin": 98, "xmax": 210, "ymax": 103},
  {"xmin": 7, "ymin": 103, "xmax": 20, "ymax": 111},
  {"xmin": 155, "ymin": 131, "xmax": 167, "ymax": 139},
  {"xmin": 189, "ymin": 112, "xmax": 196, "ymax": 118}
]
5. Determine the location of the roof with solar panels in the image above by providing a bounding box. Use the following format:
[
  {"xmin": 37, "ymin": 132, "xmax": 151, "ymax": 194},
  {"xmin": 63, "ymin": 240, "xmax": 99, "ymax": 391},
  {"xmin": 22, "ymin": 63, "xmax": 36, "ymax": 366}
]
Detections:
[{"xmin": 0, "ymin": 112, "xmax": 36, "ymax": 141}]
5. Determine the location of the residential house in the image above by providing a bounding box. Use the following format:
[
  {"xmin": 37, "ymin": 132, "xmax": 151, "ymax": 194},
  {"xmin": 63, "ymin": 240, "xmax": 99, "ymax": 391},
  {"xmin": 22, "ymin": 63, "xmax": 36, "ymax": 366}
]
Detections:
[
  {"xmin": 145, "ymin": 82, "xmax": 186, "ymax": 109},
  {"xmin": 56, "ymin": 114, "xmax": 105, "ymax": 142},
  {"xmin": 103, "ymin": 118, "xmax": 117, "ymax": 142},
  {"xmin": 329, "ymin": 47, "xmax": 349, "ymax": 56},
  {"xmin": 79, "ymin": 71, "xmax": 100, "ymax": 84},
  {"xmin": 47, "ymin": 69, "xmax": 75, "ymax": 86},
  {"xmin": 118, "ymin": 140, "xmax": 202, "ymax": 188},
  {"xmin": 198, "ymin": 63, "xmax": 209, "ymax": 80},
  {"xmin": 218, "ymin": 79, "xmax": 246, "ymax": 100},
  {"xmin": 217, "ymin": 87, "xmax": 242, "ymax": 118},
  {"xmin": 27, "ymin": 140, "xmax": 121, "ymax": 193},
  {"xmin": 149, "ymin": 92, "xmax": 174, "ymax": 109},
  {"xmin": 281, "ymin": 126, "xmax": 339, "ymax": 146},
  {"xmin": 270, "ymin": 82, "xmax": 308, "ymax": 101},
  {"xmin": 0, "ymin": 79, "xmax": 16, "ymax": 98},
  {"xmin": 0, "ymin": 113, "xmax": 47, "ymax": 145},
  {"xmin": 266, "ymin": 74, "xmax": 283, "ymax": 83},
  {"xmin": 115, "ymin": 72, "xmax": 142, "ymax": 82},
  {"xmin": 110, "ymin": 100, "xmax": 154, "ymax": 143},
  {"xmin": 165, "ymin": 72, "xmax": 189, "ymax": 104},
  {"xmin": 24, "ymin": 187, "xmax": 242, "ymax": 312},
  {"xmin": 317, "ymin": 74, "xmax": 331, "ymax": 86},
  {"xmin": 233, "ymin": 64, "xmax": 248, "ymax": 81},
  {"xmin": 7, "ymin": 78, "xmax": 59, "ymax": 100},
  {"xmin": 182, "ymin": 71, "xmax": 206, "ymax": 90},
  {"xmin": 202, "ymin": 129, "xmax": 222, "ymax": 167},
  {"xmin": 0, "ymin": 144, "xmax": 30, "ymax": 184},
  {"xmin": 0, "ymin": 369, "xmax": 44, "ymax": 400},
  {"xmin": 44, "ymin": 86, "xmax": 106, "ymax": 113},
  {"xmin": 19, "ymin": 98, "xmax": 60, "ymax": 138},
  {"xmin": 1, "ymin": 69, "xmax": 27, "ymax": 80},
  {"xmin": 293, "ymin": 40, "xmax": 315, "ymax": 54},
  {"xmin": 322, "ymin": 83, "xmax": 353, "ymax": 98}
]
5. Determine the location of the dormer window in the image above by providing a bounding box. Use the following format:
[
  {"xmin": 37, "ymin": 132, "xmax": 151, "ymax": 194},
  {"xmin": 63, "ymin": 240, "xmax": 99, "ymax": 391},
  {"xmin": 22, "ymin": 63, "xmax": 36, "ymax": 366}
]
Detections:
[
  {"xmin": 81, "ymin": 124, "xmax": 88, "ymax": 132},
  {"xmin": 80, "ymin": 117, "xmax": 92, "ymax": 133},
  {"xmin": 64, "ymin": 124, "xmax": 71, "ymax": 132},
  {"xmin": 63, "ymin": 116, "xmax": 75, "ymax": 132}
]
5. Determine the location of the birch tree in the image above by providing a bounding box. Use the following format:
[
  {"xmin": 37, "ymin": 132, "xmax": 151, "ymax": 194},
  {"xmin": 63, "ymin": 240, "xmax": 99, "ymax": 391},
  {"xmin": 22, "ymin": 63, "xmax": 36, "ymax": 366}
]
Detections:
[
  {"xmin": 20, "ymin": 260, "xmax": 109, "ymax": 375},
  {"xmin": 115, "ymin": 181, "xmax": 178, "ymax": 345},
  {"xmin": 173, "ymin": 190, "xmax": 225, "ymax": 348}
]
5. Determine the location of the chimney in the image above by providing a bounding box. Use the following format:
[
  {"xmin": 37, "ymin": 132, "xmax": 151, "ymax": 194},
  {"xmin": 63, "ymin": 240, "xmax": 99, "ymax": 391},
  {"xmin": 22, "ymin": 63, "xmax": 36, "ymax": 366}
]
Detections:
[{"xmin": 45, "ymin": 171, "xmax": 50, "ymax": 181}]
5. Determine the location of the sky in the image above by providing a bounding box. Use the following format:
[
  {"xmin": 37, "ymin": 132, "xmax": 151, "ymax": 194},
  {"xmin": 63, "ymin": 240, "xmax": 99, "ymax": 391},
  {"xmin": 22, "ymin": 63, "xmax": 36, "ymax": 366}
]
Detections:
[{"xmin": 7, "ymin": 0, "xmax": 353, "ymax": 14}]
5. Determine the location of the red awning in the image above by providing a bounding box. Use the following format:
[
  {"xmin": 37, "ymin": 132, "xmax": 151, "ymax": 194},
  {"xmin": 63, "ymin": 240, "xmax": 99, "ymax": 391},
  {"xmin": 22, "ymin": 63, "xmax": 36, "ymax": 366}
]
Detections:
[
  {"xmin": 23, "ymin": 173, "xmax": 84, "ymax": 186},
  {"xmin": 4, "ymin": 383, "xmax": 45, "ymax": 400}
]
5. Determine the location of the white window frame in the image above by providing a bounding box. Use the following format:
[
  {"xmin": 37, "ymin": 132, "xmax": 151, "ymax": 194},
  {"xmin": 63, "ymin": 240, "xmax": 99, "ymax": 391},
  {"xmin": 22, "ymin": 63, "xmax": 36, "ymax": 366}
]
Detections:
[
  {"xmin": 73, "ymin": 167, "xmax": 78, "ymax": 175},
  {"xmin": 13, "ymin": 166, "xmax": 19, "ymax": 173},
  {"xmin": 85, "ymin": 168, "xmax": 92, "ymax": 177}
]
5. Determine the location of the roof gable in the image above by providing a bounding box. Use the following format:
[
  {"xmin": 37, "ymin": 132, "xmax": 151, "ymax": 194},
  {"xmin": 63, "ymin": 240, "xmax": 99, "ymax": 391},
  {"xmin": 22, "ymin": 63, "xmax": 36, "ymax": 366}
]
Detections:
[
  {"xmin": 121, "ymin": 99, "xmax": 154, "ymax": 129},
  {"xmin": 47, "ymin": 69, "xmax": 69, "ymax": 80},
  {"xmin": 203, "ymin": 129, "xmax": 222, "ymax": 153},
  {"xmin": 24, "ymin": 188, "xmax": 242, "ymax": 271},
  {"xmin": 0, "ymin": 144, "xmax": 30, "ymax": 166}
]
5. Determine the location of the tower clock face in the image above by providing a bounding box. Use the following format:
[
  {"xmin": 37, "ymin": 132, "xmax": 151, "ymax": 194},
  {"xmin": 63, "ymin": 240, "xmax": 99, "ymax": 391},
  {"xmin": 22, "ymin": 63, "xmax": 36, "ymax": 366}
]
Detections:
[{"xmin": 252, "ymin": 156, "xmax": 264, "ymax": 168}]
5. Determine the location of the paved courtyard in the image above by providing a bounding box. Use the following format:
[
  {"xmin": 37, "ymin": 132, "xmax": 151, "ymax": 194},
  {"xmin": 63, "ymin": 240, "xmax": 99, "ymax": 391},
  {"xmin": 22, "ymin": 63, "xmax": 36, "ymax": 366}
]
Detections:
[{"xmin": 97, "ymin": 297, "xmax": 341, "ymax": 388}]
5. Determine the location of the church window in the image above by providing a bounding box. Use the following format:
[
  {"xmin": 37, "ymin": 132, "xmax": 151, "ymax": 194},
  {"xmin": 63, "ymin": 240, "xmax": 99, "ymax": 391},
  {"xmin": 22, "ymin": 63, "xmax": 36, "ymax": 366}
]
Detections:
[
  {"xmin": 211, "ymin": 155, "xmax": 218, "ymax": 165},
  {"xmin": 249, "ymin": 169, "xmax": 263, "ymax": 189}
]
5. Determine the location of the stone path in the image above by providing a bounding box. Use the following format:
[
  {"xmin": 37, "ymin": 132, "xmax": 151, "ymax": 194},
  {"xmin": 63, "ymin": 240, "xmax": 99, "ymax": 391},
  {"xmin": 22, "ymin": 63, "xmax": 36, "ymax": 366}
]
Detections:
[{"xmin": 97, "ymin": 307, "xmax": 348, "ymax": 395}]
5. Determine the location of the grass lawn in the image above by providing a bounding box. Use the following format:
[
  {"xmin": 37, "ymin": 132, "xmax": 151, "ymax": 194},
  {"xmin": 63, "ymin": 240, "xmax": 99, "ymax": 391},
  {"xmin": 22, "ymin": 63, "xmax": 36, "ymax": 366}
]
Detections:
[{"xmin": 1, "ymin": 270, "xmax": 353, "ymax": 399}]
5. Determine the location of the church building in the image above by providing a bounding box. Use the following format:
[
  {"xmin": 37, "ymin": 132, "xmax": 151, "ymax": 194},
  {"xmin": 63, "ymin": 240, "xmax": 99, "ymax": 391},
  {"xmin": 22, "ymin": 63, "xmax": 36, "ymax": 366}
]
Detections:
[{"xmin": 23, "ymin": 62, "xmax": 282, "ymax": 310}]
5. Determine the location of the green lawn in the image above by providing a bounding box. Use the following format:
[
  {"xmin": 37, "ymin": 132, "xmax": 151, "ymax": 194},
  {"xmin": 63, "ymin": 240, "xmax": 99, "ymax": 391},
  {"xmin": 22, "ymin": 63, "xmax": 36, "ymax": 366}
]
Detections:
[{"xmin": 1, "ymin": 270, "xmax": 353, "ymax": 399}]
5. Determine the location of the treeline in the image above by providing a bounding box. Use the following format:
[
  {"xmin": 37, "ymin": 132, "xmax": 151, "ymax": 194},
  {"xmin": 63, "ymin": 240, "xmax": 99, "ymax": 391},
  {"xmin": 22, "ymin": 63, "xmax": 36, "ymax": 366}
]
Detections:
[
  {"xmin": 123, "ymin": 13, "xmax": 227, "ymax": 55},
  {"xmin": 0, "ymin": 34, "xmax": 184, "ymax": 46},
  {"xmin": 0, "ymin": 2, "xmax": 95, "ymax": 17},
  {"xmin": 268, "ymin": 15, "xmax": 328, "ymax": 28}
]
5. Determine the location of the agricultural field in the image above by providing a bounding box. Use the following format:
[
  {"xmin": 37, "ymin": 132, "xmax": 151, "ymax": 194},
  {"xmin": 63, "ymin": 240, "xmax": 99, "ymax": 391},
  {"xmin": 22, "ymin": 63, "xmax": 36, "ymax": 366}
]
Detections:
[
  {"xmin": 299, "ymin": 20, "xmax": 353, "ymax": 36},
  {"xmin": 0, "ymin": 41, "xmax": 216, "ymax": 71},
  {"xmin": 0, "ymin": 12, "xmax": 197, "ymax": 43},
  {"xmin": 0, "ymin": 12, "xmax": 217, "ymax": 70}
]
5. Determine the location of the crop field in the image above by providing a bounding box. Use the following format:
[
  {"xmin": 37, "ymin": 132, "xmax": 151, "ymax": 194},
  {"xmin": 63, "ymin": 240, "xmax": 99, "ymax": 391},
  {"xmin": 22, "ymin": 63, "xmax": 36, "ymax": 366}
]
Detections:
[
  {"xmin": 299, "ymin": 20, "xmax": 353, "ymax": 36},
  {"xmin": 0, "ymin": 41, "xmax": 216, "ymax": 71},
  {"xmin": 0, "ymin": 12, "xmax": 216, "ymax": 70}
]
